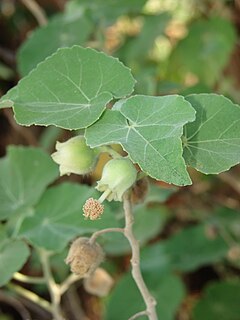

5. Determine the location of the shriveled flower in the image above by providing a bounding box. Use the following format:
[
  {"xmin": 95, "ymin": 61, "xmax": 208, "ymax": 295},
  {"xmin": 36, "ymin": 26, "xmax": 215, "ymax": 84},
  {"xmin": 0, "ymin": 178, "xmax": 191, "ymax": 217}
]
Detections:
[
  {"xmin": 96, "ymin": 158, "xmax": 137, "ymax": 202},
  {"xmin": 83, "ymin": 198, "xmax": 104, "ymax": 220},
  {"xmin": 83, "ymin": 267, "xmax": 114, "ymax": 297},
  {"xmin": 51, "ymin": 136, "xmax": 99, "ymax": 176},
  {"xmin": 65, "ymin": 237, "xmax": 104, "ymax": 277}
]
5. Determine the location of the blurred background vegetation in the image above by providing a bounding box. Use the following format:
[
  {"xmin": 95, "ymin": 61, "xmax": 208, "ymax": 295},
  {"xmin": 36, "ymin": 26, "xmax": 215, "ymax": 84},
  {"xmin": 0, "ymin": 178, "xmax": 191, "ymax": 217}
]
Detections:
[{"xmin": 1, "ymin": 0, "xmax": 240, "ymax": 319}]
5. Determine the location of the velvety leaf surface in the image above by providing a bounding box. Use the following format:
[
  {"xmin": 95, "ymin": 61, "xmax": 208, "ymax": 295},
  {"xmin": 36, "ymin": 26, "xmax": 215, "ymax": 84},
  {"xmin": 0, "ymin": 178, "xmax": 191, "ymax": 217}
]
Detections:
[
  {"xmin": 86, "ymin": 95, "xmax": 196, "ymax": 186},
  {"xmin": 105, "ymin": 272, "xmax": 185, "ymax": 320},
  {"xmin": 19, "ymin": 183, "xmax": 119, "ymax": 252},
  {"xmin": 0, "ymin": 239, "xmax": 30, "ymax": 286},
  {"xmin": 0, "ymin": 146, "xmax": 58, "ymax": 220},
  {"xmin": 18, "ymin": 12, "xmax": 93, "ymax": 76},
  {"xmin": 183, "ymin": 94, "xmax": 240, "ymax": 174},
  {"xmin": 1, "ymin": 46, "xmax": 135, "ymax": 129},
  {"xmin": 193, "ymin": 281, "xmax": 240, "ymax": 320}
]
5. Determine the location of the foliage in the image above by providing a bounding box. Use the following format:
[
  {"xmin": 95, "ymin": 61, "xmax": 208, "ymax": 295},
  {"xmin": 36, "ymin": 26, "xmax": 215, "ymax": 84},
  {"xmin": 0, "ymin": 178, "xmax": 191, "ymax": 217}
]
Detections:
[{"xmin": 0, "ymin": 0, "xmax": 240, "ymax": 319}]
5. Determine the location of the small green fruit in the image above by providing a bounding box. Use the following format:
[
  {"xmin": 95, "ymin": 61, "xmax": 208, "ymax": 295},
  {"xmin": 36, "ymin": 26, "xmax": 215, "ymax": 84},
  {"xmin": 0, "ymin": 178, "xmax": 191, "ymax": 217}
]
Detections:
[
  {"xmin": 96, "ymin": 158, "xmax": 137, "ymax": 201},
  {"xmin": 51, "ymin": 136, "xmax": 99, "ymax": 176}
]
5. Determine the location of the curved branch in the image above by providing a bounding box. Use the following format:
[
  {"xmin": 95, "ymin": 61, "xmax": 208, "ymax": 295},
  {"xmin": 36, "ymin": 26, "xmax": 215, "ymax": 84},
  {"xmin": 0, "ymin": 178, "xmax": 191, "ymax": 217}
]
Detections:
[{"xmin": 123, "ymin": 193, "xmax": 158, "ymax": 320}]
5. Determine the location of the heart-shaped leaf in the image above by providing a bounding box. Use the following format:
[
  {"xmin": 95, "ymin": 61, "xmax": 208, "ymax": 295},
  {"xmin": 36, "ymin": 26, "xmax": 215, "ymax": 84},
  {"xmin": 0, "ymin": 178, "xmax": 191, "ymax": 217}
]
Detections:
[
  {"xmin": 1, "ymin": 46, "xmax": 135, "ymax": 130},
  {"xmin": 86, "ymin": 95, "xmax": 196, "ymax": 185}
]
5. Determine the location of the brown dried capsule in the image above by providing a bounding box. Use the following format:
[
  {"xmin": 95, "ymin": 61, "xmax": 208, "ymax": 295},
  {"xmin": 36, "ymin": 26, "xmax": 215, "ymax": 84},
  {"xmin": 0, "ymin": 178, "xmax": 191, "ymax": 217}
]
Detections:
[
  {"xmin": 83, "ymin": 267, "xmax": 114, "ymax": 297},
  {"xmin": 65, "ymin": 237, "xmax": 104, "ymax": 277}
]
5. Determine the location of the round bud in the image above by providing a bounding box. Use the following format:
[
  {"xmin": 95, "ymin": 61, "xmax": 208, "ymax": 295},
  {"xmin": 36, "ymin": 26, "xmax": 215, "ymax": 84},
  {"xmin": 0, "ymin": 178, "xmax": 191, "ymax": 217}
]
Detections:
[
  {"xmin": 51, "ymin": 136, "xmax": 99, "ymax": 176},
  {"xmin": 96, "ymin": 158, "xmax": 137, "ymax": 201},
  {"xmin": 65, "ymin": 237, "xmax": 104, "ymax": 277}
]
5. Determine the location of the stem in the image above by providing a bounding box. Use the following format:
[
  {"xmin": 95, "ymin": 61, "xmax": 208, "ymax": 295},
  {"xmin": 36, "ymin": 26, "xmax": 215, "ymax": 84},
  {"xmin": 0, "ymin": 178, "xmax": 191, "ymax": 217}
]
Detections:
[
  {"xmin": 60, "ymin": 274, "xmax": 82, "ymax": 295},
  {"xmin": 128, "ymin": 310, "xmax": 149, "ymax": 320},
  {"xmin": 123, "ymin": 193, "xmax": 158, "ymax": 320},
  {"xmin": 21, "ymin": 0, "xmax": 47, "ymax": 26},
  {"xmin": 0, "ymin": 289, "xmax": 32, "ymax": 320},
  {"xmin": 13, "ymin": 272, "xmax": 45, "ymax": 284},
  {"xmin": 7, "ymin": 283, "xmax": 51, "ymax": 313},
  {"xmin": 38, "ymin": 249, "xmax": 63, "ymax": 320},
  {"xmin": 89, "ymin": 227, "xmax": 124, "ymax": 245}
]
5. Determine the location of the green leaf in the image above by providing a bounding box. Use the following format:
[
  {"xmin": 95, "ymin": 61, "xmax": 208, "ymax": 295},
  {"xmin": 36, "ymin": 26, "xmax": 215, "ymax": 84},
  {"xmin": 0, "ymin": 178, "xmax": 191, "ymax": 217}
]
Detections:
[
  {"xmin": 0, "ymin": 239, "xmax": 30, "ymax": 286},
  {"xmin": 0, "ymin": 99, "xmax": 13, "ymax": 109},
  {"xmin": 1, "ymin": 46, "xmax": 135, "ymax": 130},
  {"xmin": 168, "ymin": 17, "xmax": 236, "ymax": 86},
  {"xmin": 183, "ymin": 94, "xmax": 240, "ymax": 174},
  {"xmin": 193, "ymin": 281, "xmax": 240, "ymax": 320},
  {"xmin": 19, "ymin": 183, "xmax": 119, "ymax": 252},
  {"xmin": 18, "ymin": 12, "xmax": 93, "ymax": 76},
  {"xmin": 69, "ymin": 0, "xmax": 147, "ymax": 25},
  {"xmin": 141, "ymin": 224, "xmax": 228, "ymax": 273},
  {"xmin": 117, "ymin": 13, "xmax": 170, "ymax": 64},
  {"xmin": 0, "ymin": 146, "xmax": 58, "ymax": 220},
  {"xmin": 105, "ymin": 272, "xmax": 185, "ymax": 320},
  {"xmin": 86, "ymin": 95, "xmax": 196, "ymax": 186}
]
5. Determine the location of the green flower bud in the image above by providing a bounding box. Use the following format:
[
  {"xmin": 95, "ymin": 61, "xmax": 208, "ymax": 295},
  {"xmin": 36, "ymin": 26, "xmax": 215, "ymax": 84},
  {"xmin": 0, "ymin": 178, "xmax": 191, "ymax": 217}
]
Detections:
[
  {"xmin": 96, "ymin": 158, "xmax": 137, "ymax": 202},
  {"xmin": 51, "ymin": 136, "xmax": 99, "ymax": 176}
]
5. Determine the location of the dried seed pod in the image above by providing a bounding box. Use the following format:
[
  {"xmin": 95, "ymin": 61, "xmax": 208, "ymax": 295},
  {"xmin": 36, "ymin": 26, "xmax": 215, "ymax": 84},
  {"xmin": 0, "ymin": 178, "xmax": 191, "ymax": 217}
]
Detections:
[
  {"xmin": 65, "ymin": 237, "xmax": 104, "ymax": 277},
  {"xmin": 83, "ymin": 268, "xmax": 114, "ymax": 297}
]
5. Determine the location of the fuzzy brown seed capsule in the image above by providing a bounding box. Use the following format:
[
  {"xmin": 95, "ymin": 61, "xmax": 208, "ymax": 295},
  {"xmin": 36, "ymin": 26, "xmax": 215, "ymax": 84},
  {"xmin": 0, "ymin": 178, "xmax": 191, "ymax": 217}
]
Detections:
[
  {"xmin": 65, "ymin": 237, "xmax": 104, "ymax": 277},
  {"xmin": 83, "ymin": 267, "xmax": 114, "ymax": 297}
]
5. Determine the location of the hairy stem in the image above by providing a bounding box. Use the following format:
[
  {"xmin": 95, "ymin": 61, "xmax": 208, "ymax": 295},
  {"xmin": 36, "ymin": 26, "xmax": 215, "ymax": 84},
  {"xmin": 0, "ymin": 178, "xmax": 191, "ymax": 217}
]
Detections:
[
  {"xmin": 38, "ymin": 249, "xmax": 63, "ymax": 320},
  {"xmin": 128, "ymin": 310, "xmax": 149, "ymax": 320},
  {"xmin": 123, "ymin": 193, "xmax": 158, "ymax": 320},
  {"xmin": 21, "ymin": 0, "xmax": 47, "ymax": 26},
  {"xmin": 13, "ymin": 272, "xmax": 45, "ymax": 284},
  {"xmin": 89, "ymin": 227, "xmax": 124, "ymax": 245},
  {"xmin": 60, "ymin": 274, "xmax": 82, "ymax": 295},
  {"xmin": 7, "ymin": 283, "xmax": 51, "ymax": 313},
  {"xmin": 0, "ymin": 289, "xmax": 32, "ymax": 319}
]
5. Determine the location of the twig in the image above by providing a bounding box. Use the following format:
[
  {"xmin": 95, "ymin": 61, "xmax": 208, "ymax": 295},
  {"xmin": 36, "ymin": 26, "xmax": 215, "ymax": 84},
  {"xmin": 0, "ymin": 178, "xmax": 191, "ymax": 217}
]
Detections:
[
  {"xmin": 13, "ymin": 272, "xmax": 45, "ymax": 284},
  {"xmin": 60, "ymin": 273, "xmax": 82, "ymax": 295},
  {"xmin": 38, "ymin": 249, "xmax": 64, "ymax": 320},
  {"xmin": 6, "ymin": 283, "xmax": 52, "ymax": 313},
  {"xmin": 21, "ymin": 0, "xmax": 47, "ymax": 26},
  {"xmin": 89, "ymin": 227, "xmax": 124, "ymax": 245},
  {"xmin": 64, "ymin": 285, "xmax": 89, "ymax": 320},
  {"xmin": 0, "ymin": 289, "xmax": 32, "ymax": 320},
  {"xmin": 123, "ymin": 193, "xmax": 158, "ymax": 320},
  {"xmin": 128, "ymin": 310, "xmax": 149, "ymax": 320}
]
